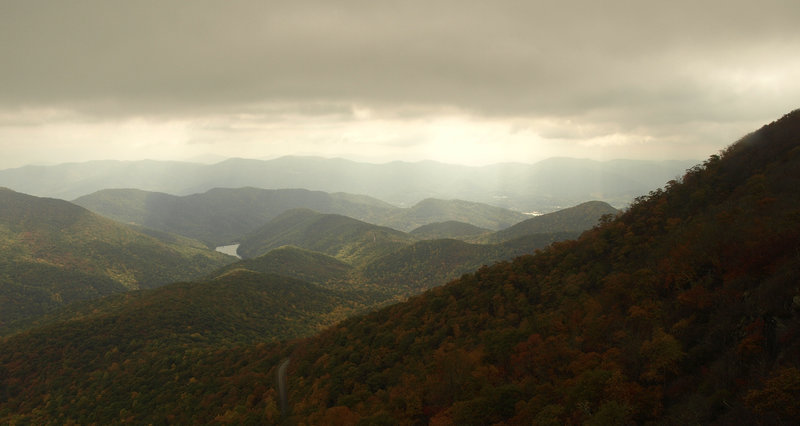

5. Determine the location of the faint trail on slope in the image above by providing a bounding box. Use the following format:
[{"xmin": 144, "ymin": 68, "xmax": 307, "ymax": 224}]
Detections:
[{"xmin": 277, "ymin": 358, "xmax": 290, "ymax": 417}]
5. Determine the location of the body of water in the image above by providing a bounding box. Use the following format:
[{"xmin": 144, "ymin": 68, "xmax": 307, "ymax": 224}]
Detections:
[{"xmin": 215, "ymin": 244, "xmax": 241, "ymax": 259}]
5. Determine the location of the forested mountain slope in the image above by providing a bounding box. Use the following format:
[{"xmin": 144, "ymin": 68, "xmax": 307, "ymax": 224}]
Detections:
[
  {"xmin": 1, "ymin": 111, "xmax": 794, "ymax": 424},
  {"xmin": 237, "ymin": 209, "xmax": 414, "ymax": 265},
  {"xmin": 0, "ymin": 270, "xmax": 366, "ymax": 423},
  {"xmin": 264, "ymin": 110, "xmax": 800, "ymax": 424},
  {"xmin": 409, "ymin": 220, "xmax": 492, "ymax": 241},
  {"xmin": 0, "ymin": 189, "xmax": 232, "ymax": 330},
  {"xmin": 208, "ymin": 245, "xmax": 353, "ymax": 289},
  {"xmin": 359, "ymin": 238, "xmax": 503, "ymax": 296}
]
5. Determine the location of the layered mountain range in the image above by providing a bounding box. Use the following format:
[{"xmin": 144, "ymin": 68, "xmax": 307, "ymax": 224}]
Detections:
[
  {"xmin": 0, "ymin": 156, "xmax": 696, "ymax": 212},
  {"xmin": 0, "ymin": 183, "xmax": 614, "ymax": 336},
  {"xmin": 1, "ymin": 111, "xmax": 797, "ymax": 424},
  {"xmin": 72, "ymin": 187, "xmax": 531, "ymax": 247}
]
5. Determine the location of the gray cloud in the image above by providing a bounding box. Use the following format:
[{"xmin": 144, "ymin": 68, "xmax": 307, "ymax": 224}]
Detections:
[
  {"xmin": 0, "ymin": 0, "xmax": 798, "ymax": 167},
  {"xmin": 2, "ymin": 1, "xmax": 796, "ymax": 109}
]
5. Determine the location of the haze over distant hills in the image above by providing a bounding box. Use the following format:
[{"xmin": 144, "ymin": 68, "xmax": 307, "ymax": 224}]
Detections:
[
  {"xmin": 0, "ymin": 156, "xmax": 697, "ymax": 212},
  {"xmin": 73, "ymin": 187, "xmax": 399, "ymax": 247},
  {"xmin": 73, "ymin": 187, "xmax": 530, "ymax": 246},
  {"xmin": 1, "ymin": 111, "xmax": 797, "ymax": 424}
]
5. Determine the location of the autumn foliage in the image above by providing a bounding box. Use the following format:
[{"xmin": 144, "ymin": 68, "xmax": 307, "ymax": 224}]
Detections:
[
  {"xmin": 273, "ymin": 110, "xmax": 800, "ymax": 424},
  {"xmin": 1, "ymin": 110, "xmax": 800, "ymax": 424}
]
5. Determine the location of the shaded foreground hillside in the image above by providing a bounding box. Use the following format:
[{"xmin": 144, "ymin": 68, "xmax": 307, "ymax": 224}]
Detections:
[
  {"xmin": 0, "ymin": 111, "xmax": 798, "ymax": 424},
  {"xmin": 0, "ymin": 271, "xmax": 366, "ymax": 424}
]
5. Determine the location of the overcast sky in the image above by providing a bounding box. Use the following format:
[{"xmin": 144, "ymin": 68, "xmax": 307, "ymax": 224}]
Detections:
[{"xmin": 1, "ymin": 0, "xmax": 798, "ymax": 169}]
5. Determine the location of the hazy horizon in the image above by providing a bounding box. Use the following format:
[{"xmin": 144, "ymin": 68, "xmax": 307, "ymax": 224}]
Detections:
[
  {"xmin": 1, "ymin": 1, "xmax": 798, "ymax": 169},
  {"xmin": 1, "ymin": 153, "xmax": 703, "ymax": 171}
]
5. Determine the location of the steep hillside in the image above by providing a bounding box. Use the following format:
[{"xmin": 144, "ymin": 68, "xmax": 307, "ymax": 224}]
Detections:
[
  {"xmin": 487, "ymin": 200, "xmax": 618, "ymax": 243},
  {"xmin": 496, "ymin": 230, "xmax": 585, "ymax": 258},
  {"xmin": 10, "ymin": 270, "xmax": 360, "ymax": 346},
  {"xmin": 0, "ymin": 188, "xmax": 233, "ymax": 329},
  {"xmin": 360, "ymin": 232, "xmax": 587, "ymax": 300},
  {"xmin": 0, "ymin": 270, "xmax": 365, "ymax": 423},
  {"xmin": 73, "ymin": 187, "xmax": 398, "ymax": 247},
  {"xmin": 236, "ymin": 209, "xmax": 414, "ymax": 265},
  {"xmin": 360, "ymin": 239, "xmax": 501, "ymax": 296},
  {"xmin": 410, "ymin": 220, "xmax": 492, "ymax": 241}
]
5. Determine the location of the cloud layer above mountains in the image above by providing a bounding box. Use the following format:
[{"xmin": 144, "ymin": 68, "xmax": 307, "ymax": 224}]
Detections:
[{"xmin": 1, "ymin": 0, "xmax": 798, "ymax": 167}]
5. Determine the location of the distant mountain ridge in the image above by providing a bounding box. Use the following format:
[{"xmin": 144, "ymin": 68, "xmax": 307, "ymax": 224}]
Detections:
[
  {"xmin": 73, "ymin": 187, "xmax": 398, "ymax": 247},
  {"xmin": 73, "ymin": 187, "xmax": 529, "ymax": 246},
  {"xmin": 0, "ymin": 156, "xmax": 697, "ymax": 211},
  {"xmin": 384, "ymin": 198, "xmax": 527, "ymax": 231}
]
